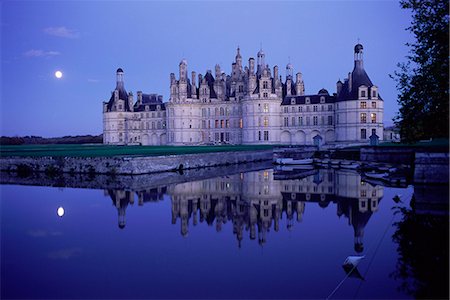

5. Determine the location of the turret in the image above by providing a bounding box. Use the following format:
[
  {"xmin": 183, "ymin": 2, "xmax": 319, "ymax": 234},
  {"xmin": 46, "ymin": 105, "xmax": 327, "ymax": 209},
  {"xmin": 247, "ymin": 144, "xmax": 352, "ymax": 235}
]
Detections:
[
  {"xmin": 116, "ymin": 68, "xmax": 124, "ymax": 90},
  {"xmin": 354, "ymin": 43, "xmax": 364, "ymax": 69}
]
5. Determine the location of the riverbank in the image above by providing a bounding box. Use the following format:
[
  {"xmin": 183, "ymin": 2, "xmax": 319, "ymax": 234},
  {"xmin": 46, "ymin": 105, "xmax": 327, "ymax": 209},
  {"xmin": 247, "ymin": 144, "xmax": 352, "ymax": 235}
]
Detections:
[{"xmin": 0, "ymin": 149, "xmax": 273, "ymax": 175}]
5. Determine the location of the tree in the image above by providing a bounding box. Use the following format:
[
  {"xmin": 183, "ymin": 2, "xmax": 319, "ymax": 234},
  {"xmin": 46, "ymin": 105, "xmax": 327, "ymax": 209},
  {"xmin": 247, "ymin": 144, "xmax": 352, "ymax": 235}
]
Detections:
[{"xmin": 392, "ymin": 0, "xmax": 449, "ymax": 142}]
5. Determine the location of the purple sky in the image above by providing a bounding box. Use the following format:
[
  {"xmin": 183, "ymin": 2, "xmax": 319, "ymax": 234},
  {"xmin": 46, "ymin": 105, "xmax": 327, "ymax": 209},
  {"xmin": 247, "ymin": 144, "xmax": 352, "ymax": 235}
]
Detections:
[{"xmin": 1, "ymin": 1, "xmax": 413, "ymax": 137}]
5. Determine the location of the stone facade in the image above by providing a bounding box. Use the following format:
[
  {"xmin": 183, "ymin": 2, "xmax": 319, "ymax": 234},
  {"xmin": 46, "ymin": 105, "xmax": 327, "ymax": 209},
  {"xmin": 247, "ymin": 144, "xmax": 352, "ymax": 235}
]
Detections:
[{"xmin": 103, "ymin": 44, "xmax": 383, "ymax": 146}]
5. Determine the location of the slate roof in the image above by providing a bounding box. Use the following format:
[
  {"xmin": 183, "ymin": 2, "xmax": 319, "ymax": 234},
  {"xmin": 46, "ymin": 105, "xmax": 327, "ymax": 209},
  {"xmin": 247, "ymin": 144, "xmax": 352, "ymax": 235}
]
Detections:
[
  {"xmin": 204, "ymin": 71, "xmax": 217, "ymax": 98},
  {"xmin": 281, "ymin": 93, "xmax": 336, "ymax": 105},
  {"xmin": 106, "ymin": 86, "xmax": 131, "ymax": 111},
  {"xmin": 134, "ymin": 93, "xmax": 166, "ymax": 112},
  {"xmin": 337, "ymin": 61, "xmax": 382, "ymax": 101}
]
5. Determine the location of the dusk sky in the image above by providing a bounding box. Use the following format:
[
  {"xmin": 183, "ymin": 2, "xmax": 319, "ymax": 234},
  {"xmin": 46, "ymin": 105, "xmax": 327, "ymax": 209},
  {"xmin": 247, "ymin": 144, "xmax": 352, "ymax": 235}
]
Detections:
[{"xmin": 1, "ymin": 1, "xmax": 413, "ymax": 137}]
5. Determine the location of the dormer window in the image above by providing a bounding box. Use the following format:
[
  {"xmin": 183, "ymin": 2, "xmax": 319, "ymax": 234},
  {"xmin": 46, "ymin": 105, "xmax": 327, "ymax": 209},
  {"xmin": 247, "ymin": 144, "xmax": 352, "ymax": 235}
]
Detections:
[
  {"xmin": 320, "ymin": 96, "xmax": 325, "ymax": 103},
  {"xmin": 145, "ymin": 106, "xmax": 149, "ymax": 111},
  {"xmin": 291, "ymin": 98, "xmax": 296, "ymax": 105},
  {"xmin": 306, "ymin": 97, "xmax": 310, "ymax": 104},
  {"xmin": 372, "ymin": 90, "xmax": 377, "ymax": 98},
  {"xmin": 157, "ymin": 105, "xmax": 161, "ymax": 111},
  {"xmin": 359, "ymin": 86, "xmax": 368, "ymax": 99}
]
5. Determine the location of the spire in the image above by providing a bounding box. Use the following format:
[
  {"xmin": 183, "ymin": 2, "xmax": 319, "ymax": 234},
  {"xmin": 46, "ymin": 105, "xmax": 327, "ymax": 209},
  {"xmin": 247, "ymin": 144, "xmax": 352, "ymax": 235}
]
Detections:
[{"xmin": 235, "ymin": 46, "xmax": 242, "ymax": 69}]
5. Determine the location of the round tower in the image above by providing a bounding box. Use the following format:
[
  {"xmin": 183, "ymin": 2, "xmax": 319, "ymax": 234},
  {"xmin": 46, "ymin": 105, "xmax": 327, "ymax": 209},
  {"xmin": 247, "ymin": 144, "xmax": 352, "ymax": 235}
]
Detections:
[{"xmin": 116, "ymin": 68, "xmax": 124, "ymax": 89}]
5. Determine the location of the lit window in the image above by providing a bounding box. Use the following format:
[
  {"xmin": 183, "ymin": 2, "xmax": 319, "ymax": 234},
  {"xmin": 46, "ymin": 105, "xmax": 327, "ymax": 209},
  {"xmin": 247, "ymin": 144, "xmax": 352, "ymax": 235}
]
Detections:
[
  {"xmin": 264, "ymin": 117, "xmax": 269, "ymax": 127},
  {"xmin": 263, "ymin": 103, "xmax": 269, "ymax": 113},
  {"xmin": 371, "ymin": 113, "xmax": 376, "ymax": 123},
  {"xmin": 360, "ymin": 101, "xmax": 367, "ymax": 109},
  {"xmin": 360, "ymin": 113, "xmax": 367, "ymax": 123}
]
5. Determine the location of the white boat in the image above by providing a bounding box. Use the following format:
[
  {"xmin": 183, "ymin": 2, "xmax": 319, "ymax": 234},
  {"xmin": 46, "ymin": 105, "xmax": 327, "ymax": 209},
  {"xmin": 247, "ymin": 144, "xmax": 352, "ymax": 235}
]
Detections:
[
  {"xmin": 343, "ymin": 255, "xmax": 365, "ymax": 268},
  {"xmin": 276, "ymin": 158, "xmax": 314, "ymax": 165},
  {"xmin": 365, "ymin": 171, "xmax": 388, "ymax": 179},
  {"xmin": 340, "ymin": 162, "xmax": 360, "ymax": 169}
]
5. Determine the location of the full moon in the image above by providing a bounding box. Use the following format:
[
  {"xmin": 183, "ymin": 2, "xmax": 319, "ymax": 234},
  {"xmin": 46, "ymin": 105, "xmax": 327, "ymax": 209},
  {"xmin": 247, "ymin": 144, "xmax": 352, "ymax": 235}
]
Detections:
[
  {"xmin": 55, "ymin": 71, "xmax": 63, "ymax": 79},
  {"xmin": 57, "ymin": 206, "xmax": 65, "ymax": 217}
]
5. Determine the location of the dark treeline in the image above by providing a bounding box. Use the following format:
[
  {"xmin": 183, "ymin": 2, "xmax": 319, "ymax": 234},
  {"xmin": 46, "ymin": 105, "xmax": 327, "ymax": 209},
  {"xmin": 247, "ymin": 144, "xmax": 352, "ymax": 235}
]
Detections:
[{"xmin": 0, "ymin": 135, "xmax": 103, "ymax": 145}]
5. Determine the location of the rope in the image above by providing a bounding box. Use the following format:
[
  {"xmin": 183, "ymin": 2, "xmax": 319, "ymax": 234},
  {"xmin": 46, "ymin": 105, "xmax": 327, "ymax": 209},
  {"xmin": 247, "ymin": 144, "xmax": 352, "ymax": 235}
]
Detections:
[
  {"xmin": 326, "ymin": 210, "xmax": 399, "ymax": 299},
  {"xmin": 353, "ymin": 213, "xmax": 397, "ymax": 299}
]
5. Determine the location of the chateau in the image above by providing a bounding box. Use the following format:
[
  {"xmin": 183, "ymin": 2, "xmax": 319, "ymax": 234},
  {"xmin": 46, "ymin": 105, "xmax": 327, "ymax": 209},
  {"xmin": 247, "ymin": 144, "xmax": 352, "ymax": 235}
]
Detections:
[{"xmin": 103, "ymin": 43, "xmax": 383, "ymax": 146}]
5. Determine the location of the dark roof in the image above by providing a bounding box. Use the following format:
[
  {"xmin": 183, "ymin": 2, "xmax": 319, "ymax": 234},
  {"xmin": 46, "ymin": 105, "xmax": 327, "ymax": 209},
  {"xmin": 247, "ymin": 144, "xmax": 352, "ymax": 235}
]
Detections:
[
  {"xmin": 133, "ymin": 102, "xmax": 166, "ymax": 112},
  {"xmin": 117, "ymin": 68, "xmax": 124, "ymax": 73},
  {"xmin": 281, "ymin": 78, "xmax": 297, "ymax": 98},
  {"xmin": 106, "ymin": 86, "xmax": 131, "ymax": 111},
  {"xmin": 354, "ymin": 44, "xmax": 363, "ymax": 53},
  {"xmin": 281, "ymin": 93, "xmax": 336, "ymax": 105},
  {"xmin": 204, "ymin": 71, "xmax": 217, "ymax": 98},
  {"xmin": 134, "ymin": 93, "xmax": 165, "ymax": 112},
  {"xmin": 337, "ymin": 61, "xmax": 382, "ymax": 101}
]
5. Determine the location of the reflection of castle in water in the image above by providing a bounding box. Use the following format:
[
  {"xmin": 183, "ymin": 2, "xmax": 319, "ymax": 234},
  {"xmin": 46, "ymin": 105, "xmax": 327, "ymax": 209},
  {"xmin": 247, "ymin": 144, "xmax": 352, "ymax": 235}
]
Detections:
[{"xmin": 106, "ymin": 169, "xmax": 382, "ymax": 252}]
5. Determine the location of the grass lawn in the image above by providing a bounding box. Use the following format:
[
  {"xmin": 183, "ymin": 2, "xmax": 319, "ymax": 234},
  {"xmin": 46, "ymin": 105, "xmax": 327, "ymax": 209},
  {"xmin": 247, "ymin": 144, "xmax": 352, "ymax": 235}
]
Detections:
[
  {"xmin": 377, "ymin": 138, "xmax": 449, "ymax": 148},
  {"xmin": 0, "ymin": 144, "xmax": 276, "ymax": 158}
]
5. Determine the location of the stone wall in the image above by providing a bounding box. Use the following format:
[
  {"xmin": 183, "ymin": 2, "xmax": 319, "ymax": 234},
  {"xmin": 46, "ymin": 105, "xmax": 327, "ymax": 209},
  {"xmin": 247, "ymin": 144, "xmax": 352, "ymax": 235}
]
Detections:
[
  {"xmin": 360, "ymin": 147, "xmax": 415, "ymax": 164},
  {"xmin": 0, "ymin": 161, "xmax": 273, "ymax": 190},
  {"xmin": 0, "ymin": 150, "xmax": 273, "ymax": 175},
  {"xmin": 413, "ymin": 152, "xmax": 449, "ymax": 184}
]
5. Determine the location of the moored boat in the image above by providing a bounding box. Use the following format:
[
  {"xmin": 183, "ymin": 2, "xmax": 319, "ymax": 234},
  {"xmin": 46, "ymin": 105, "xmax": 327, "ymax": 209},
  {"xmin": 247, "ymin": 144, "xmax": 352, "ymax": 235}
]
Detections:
[
  {"xmin": 275, "ymin": 158, "xmax": 314, "ymax": 165},
  {"xmin": 365, "ymin": 171, "xmax": 389, "ymax": 180}
]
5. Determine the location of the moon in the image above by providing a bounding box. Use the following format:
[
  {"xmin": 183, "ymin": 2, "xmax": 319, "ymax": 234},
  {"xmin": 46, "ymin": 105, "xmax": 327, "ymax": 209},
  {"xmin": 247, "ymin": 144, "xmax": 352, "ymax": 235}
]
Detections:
[
  {"xmin": 57, "ymin": 206, "xmax": 65, "ymax": 217},
  {"xmin": 55, "ymin": 70, "xmax": 63, "ymax": 79}
]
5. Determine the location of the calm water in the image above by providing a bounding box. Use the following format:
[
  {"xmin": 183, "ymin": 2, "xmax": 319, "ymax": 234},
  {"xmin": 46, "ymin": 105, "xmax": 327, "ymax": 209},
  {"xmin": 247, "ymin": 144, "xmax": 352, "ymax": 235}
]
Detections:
[{"xmin": 1, "ymin": 166, "xmax": 448, "ymax": 299}]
